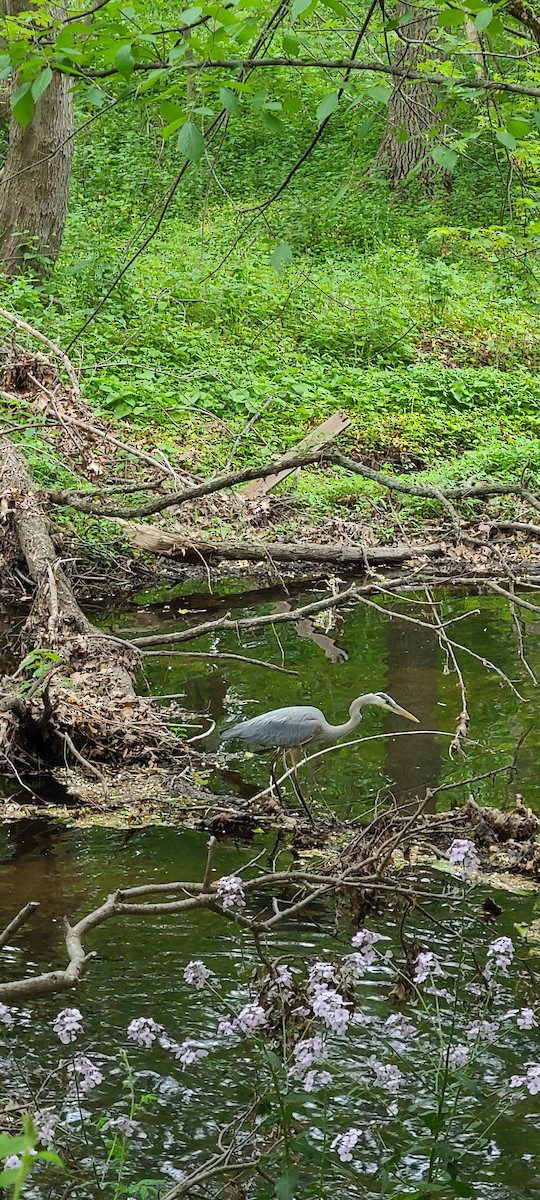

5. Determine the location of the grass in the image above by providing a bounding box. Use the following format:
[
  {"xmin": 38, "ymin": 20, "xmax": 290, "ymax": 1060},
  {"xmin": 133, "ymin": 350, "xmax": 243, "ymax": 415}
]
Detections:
[{"xmin": 3, "ymin": 98, "xmax": 540, "ymax": 535}]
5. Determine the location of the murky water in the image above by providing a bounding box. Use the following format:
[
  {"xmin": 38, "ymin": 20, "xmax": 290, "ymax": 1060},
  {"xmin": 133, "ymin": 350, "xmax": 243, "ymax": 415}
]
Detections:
[
  {"xmin": 104, "ymin": 576, "xmax": 540, "ymax": 815},
  {"xmin": 1, "ymin": 578, "xmax": 540, "ymax": 1198}
]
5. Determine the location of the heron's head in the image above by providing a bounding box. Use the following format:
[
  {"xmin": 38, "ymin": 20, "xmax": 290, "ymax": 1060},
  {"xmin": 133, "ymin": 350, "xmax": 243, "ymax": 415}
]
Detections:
[{"xmin": 370, "ymin": 692, "xmax": 419, "ymax": 722}]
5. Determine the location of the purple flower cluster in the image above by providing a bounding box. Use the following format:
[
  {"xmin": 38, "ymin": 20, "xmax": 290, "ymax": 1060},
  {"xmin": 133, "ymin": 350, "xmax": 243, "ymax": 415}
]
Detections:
[
  {"xmin": 127, "ymin": 1017, "xmax": 163, "ymax": 1047},
  {"xmin": 311, "ymin": 988, "xmax": 350, "ymax": 1035},
  {"xmin": 170, "ymin": 1039, "xmax": 209, "ymax": 1068},
  {"xmin": 53, "ymin": 1008, "xmax": 83, "ymax": 1045},
  {"xmin": 448, "ymin": 838, "xmax": 480, "ymax": 881},
  {"xmin": 487, "ymin": 936, "xmax": 514, "ymax": 975},
  {"xmin": 307, "ymin": 960, "xmax": 350, "ymax": 1035},
  {"xmin": 215, "ymin": 875, "xmax": 246, "ymax": 911},
  {"xmin": 510, "ymin": 1063, "xmax": 540, "ymax": 1095},
  {"xmin": 68, "ymin": 1054, "xmax": 104, "ymax": 1094},
  {"xmin": 331, "ymin": 1127, "xmax": 361, "ymax": 1163},
  {"xmin": 102, "ymin": 1116, "xmax": 146, "ymax": 1139},
  {"xmin": 265, "ymin": 963, "xmax": 295, "ymax": 1003},
  {"xmin": 467, "ymin": 1019, "xmax": 499, "ymax": 1042},
  {"xmin": 218, "ymin": 1003, "xmax": 268, "ymax": 1037},
  {"xmin": 289, "ymin": 1034, "xmax": 332, "ymax": 1091},
  {"xmin": 367, "ymin": 1055, "xmax": 403, "ymax": 1094},
  {"xmin": 183, "ymin": 960, "xmax": 213, "ymax": 990},
  {"xmin": 385, "ymin": 1014, "xmax": 416, "ymax": 1044},
  {"xmin": 448, "ymin": 1044, "xmax": 470, "ymax": 1070},
  {"xmin": 34, "ymin": 1109, "xmax": 57, "ymax": 1148},
  {"xmin": 414, "ymin": 951, "xmax": 443, "ymax": 984}
]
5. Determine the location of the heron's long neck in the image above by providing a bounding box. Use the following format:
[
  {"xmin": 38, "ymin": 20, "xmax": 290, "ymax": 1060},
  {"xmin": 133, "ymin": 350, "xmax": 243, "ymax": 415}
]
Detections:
[{"xmin": 321, "ymin": 698, "xmax": 368, "ymax": 741}]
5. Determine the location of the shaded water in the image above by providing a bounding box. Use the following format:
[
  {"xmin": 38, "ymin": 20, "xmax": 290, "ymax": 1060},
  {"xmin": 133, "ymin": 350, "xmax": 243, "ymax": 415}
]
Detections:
[
  {"xmin": 105, "ymin": 575, "xmax": 540, "ymax": 814},
  {"xmin": 1, "ymin": 578, "xmax": 540, "ymax": 1197}
]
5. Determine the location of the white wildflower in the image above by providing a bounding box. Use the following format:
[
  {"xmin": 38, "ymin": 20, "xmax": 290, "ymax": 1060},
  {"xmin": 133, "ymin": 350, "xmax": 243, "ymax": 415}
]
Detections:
[
  {"xmin": 183, "ymin": 960, "xmax": 213, "ymax": 990},
  {"xmin": 448, "ymin": 838, "xmax": 480, "ymax": 881},
  {"xmin": 126, "ymin": 1017, "xmax": 163, "ymax": 1047},
  {"xmin": 215, "ymin": 875, "xmax": 246, "ymax": 911},
  {"xmin": 414, "ymin": 951, "xmax": 443, "ymax": 984},
  {"xmin": 53, "ymin": 1007, "xmax": 83, "ymax": 1045},
  {"xmin": 331, "ymin": 1128, "xmax": 361, "ymax": 1163}
]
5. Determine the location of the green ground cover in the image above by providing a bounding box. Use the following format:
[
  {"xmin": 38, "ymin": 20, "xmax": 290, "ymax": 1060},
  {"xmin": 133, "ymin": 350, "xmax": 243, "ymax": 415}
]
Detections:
[{"xmin": 3, "ymin": 97, "xmax": 540, "ymax": 526}]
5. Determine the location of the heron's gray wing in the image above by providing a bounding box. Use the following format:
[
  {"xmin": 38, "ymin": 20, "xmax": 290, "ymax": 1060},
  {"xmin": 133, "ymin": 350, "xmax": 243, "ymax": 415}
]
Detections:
[{"xmin": 222, "ymin": 706, "xmax": 324, "ymax": 749}]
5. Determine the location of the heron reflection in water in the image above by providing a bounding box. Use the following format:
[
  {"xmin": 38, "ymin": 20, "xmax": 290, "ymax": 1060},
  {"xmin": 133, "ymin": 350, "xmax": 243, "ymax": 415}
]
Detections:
[{"xmin": 222, "ymin": 691, "xmax": 419, "ymax": 823}]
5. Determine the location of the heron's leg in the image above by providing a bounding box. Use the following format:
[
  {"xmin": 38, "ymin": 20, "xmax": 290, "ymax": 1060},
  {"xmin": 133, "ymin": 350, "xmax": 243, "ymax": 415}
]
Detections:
[
  {"xmin": 288, "ymin": 747, "xmax": 316, "ymax": 826},
  {"xmin": 270, "ymin": 756, "xmax": 285, "ymax": 806}
]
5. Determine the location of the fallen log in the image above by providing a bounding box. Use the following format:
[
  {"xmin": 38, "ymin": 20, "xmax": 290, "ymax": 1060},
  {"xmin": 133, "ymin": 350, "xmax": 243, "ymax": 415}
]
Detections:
[
  {"xmin": 0, "ymin": 436, "xmax": 181, "ymax": 770},
  {"xmin": 117, "ymin": 521, "xmax": 443, "ymax": 566}
]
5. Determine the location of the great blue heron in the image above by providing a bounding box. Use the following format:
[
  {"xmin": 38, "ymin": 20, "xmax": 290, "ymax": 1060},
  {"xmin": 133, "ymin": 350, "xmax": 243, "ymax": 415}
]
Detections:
[{"xmin": 222, "ymin": 692, "xmax": 419, "ymax": 822}]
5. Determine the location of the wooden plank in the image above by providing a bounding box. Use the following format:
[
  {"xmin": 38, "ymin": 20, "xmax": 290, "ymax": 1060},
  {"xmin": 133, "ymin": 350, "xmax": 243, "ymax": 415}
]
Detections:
[{"xmin": 240, "ymin": 410, "xmax": 351, "ymax": 499}]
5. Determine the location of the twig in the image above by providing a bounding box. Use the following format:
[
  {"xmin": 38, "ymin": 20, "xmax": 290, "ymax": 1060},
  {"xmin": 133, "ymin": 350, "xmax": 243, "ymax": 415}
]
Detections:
[
  {"xmin": 140, "ymin": 650, "xmax": 298, "ymax": 674},
  {"xmin": 0, "ymin": 902, "xmax": 39, "ymax": 951},
  {"xmin": 0, "ymin": 308, "xmax": 81, "ymax": 398},
  {"xmin": 424, "ymin": 587, "xmax": 470, "ymax": 758},
  {"xmin": 62, "ymin": 732, "xmax": 108, "ymax": 802}
]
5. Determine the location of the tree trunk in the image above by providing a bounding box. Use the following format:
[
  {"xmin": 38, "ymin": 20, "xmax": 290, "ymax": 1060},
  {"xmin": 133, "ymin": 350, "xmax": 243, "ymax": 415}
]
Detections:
[
  {"xmin": 0, "ymin": 1, "xmax": 74, "ymax": 276},
  {"xmin": 377, "ymin": 3, "xmax": 443, "ymax": 187}
]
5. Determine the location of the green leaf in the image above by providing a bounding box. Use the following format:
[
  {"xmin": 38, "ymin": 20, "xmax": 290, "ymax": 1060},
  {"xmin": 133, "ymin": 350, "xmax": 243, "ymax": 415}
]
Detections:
[
  {"xmin": 367, "ymin": 83, "xmax": 392, "ymax": 103},
  {"xmin": 31, "ymin": 66, "xmax": 53, "ymax": 103},
  {"xmin": 316, "ymin": 91, "xmax": 339, "ymax": 125},
  {"xmin": 84, "ymin": 85, "xmax": 107, "ymax": 108},
  {"xmin": 179, "ymin": 6, "xmax": 203, "ymax": 23},
  {"xmin": 291, "ymin": 0, "xmax": 315, "ymax": 20},
  {"xmin": 261, "ymin": 110, "xmax": 285, "ymax": 134},
  {"xmin": 10, "ymin": 81, "xmax": 34, "ymax": 128},
  {"xmin": 270, "ymin": 242, "xmax": 293, "ymax": 274},
  {"xmin": 506, "ymin": 116, "xmax": 529, "ymax": 139},
  {"xmin": 115, "ymin": 44, "xmax": 135, "ymax": 76},
  {"xmin": 274, "ymin": 1167, "xmax": 299, "ymax": 1200},
  {"xmin": 431, "ymin": 145, "xmax": 458, "ymax": 170},
  {"xmin": 496, "ymin": 128, "xmax": 517, "ymax": 150},
  {"xmin": 282, "ymin": 33, "xmax": 300, "ymax": 54},
  {"xmin": 438, "ymin": 8, "xmax": 465, "ymax": 25},
  {"xmin": 474, "ymin": 6, "xmax": 493, "ymax": 31},
  {"xmin": 177, "ymin": 120, "xmax": 205, "ymax": 162},
  {"xmin": 161, "ymin": 118, "xmax": 185, "ymax": 140},
  {"xmin": 0, "ymin": 1170, "xmax": 20, "ymax": 1187},
  {"xmin": 160, "ymin": 99, "xmax": 184, "ymax": 123},
  {"xmin": 321, "ymin": 0, "xmax": 347, "ymax": 14},
  {"xmin": 0, "ymin": 1136, "xmax": 28, "ymax": 1157},
  {"xmin": 220, "ymin": 86, "xmax": 241, "ymax": 116}
]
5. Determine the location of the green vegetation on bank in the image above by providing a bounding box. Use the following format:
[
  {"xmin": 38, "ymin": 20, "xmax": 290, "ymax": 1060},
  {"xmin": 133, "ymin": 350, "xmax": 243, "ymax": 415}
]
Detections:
[{"xmin": 3, "ymin": 100, "xmax": 540, "ymax": 523}]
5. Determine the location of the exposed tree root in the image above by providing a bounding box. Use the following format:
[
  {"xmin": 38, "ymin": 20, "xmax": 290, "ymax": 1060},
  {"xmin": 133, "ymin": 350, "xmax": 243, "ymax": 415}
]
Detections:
[{"xmin": 0, "ymin": 435, "xmax": 182, "ymax": 771}]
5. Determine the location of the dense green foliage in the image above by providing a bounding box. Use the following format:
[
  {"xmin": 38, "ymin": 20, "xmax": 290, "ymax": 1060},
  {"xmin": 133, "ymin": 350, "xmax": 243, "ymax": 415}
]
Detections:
[{"xmin": 3, "ymin": 2, "xmax": 540, "ymax": 523}]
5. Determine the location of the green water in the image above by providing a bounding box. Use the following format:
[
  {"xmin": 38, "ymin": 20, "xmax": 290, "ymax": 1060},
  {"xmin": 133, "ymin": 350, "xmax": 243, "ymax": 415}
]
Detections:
[
  {"xmin": 107, "ymin": 576, "xmax": 540, "ymax": 815},
  {"xmin": 1, "ymin": 579, "xmax": 540, "ymax": 1198}
]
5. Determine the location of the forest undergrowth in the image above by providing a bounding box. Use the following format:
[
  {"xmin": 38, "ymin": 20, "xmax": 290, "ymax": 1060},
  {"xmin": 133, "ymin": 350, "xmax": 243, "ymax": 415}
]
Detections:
[{"xmin": 3, "ymin": 96, "xmax": 540, "ymax": 550}]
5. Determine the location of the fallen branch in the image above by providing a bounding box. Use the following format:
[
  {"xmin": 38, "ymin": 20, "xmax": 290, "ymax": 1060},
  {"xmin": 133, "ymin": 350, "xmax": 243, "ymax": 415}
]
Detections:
[
  {"xmin": 48, "ymin": 446, "xmax": 540, "ymax": 521},
  {"xmin": 118, "ymin": 523, "xmax": 443, "ymax": 566},
  {"xmin": 0, "ymin": 902, "xmax": 40, "ymax": 951},
  {"xmin": 128, "ymin": 586, "xmax": 359, "ymax": 648}
]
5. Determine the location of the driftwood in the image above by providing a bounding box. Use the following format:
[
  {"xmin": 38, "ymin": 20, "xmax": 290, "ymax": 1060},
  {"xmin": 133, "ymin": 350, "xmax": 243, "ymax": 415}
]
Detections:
[
  {"xmin": 118, "ymin": 521, "xmax": 443, "ymax": 566},
  {"xmin": 240, "ymin": 410, "xmax": 351, "ymax": 497}
]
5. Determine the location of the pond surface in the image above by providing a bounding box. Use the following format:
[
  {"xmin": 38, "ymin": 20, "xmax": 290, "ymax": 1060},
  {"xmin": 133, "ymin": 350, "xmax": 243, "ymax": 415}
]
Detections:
[
  {"xmin": 1, "ymin": 577, "xmax": 540, "ymax": 1198},
  {"xmin": 104, "ymin": 574, "xmax": 540, "ymax": 816}
]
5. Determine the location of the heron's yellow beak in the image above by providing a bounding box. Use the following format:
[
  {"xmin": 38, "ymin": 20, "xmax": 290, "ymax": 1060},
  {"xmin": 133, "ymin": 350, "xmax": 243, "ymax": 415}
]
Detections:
[{"xmin": 386, "ymin": 702, "xmax": 419, "ymax": 723}]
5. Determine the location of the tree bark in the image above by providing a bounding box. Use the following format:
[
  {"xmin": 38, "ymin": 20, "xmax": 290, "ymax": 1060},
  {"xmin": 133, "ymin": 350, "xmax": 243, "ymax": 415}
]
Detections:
[
  {"xmin": 0, "ymin": 2, "xmax": 74, "ymax": 276},
  {"xmin": 377, "ymin": 3, "xmax": 444, "ymax": 187},
  {"xmin": 0, "ymin": 436, "xmax": 179, "ymax": 768}
]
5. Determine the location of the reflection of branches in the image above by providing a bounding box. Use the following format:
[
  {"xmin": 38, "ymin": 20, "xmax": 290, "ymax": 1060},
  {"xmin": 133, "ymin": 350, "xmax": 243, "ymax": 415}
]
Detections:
[
  {"xmin": 424, "ymin": 587, "xmax": 469, "ymax": 758},
  {"xmin": 0, "ymin": 803, "xmax": 430, "ymax": 1004}
]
